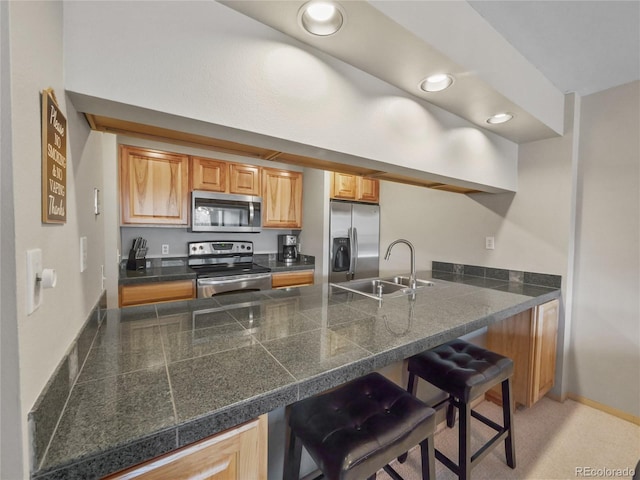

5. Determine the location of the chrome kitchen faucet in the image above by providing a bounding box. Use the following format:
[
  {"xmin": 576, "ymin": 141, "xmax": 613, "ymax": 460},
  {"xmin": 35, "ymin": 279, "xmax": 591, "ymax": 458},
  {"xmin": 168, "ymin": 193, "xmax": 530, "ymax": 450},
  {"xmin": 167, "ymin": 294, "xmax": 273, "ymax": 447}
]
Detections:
[{"xmin": 384, "ymin": 239, "xmax": 416, "ymax": 290}]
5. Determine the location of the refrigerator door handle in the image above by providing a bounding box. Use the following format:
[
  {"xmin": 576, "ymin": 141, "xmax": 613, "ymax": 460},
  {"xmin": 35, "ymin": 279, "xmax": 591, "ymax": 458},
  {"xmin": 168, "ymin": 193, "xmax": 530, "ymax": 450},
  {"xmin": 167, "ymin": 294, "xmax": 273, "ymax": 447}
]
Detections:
[
  {"xmin": 347, "ymin": 227, "xmax": 354, "ymax": 279},
  {"xmin": 352, "ymin": 227, "xmax": 359, "ymax": 278}
]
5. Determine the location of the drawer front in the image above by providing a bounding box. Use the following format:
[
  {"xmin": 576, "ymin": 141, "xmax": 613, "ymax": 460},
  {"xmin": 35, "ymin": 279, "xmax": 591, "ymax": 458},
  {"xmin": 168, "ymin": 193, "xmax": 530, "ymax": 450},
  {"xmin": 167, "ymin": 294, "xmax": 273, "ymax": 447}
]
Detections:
[
  {"xmin": 119, "ymin": 280, "xmax": 195, "ymax": 307},
  {"xmin": 271, "ymin": 270, "xmax": 314, "ymax": 289}
]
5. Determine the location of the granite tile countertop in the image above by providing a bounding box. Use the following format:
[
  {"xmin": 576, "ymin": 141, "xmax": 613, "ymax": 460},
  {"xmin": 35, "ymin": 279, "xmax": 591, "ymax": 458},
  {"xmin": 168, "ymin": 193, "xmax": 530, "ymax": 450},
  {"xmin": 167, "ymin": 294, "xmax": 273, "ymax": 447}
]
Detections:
[
  {"xmin": 119, "ymin": 255, "xmax": 315, "ymax": 285},
  {"xmin": 32, "ymin": 271, "xmax": 559, "ymax": 480}
]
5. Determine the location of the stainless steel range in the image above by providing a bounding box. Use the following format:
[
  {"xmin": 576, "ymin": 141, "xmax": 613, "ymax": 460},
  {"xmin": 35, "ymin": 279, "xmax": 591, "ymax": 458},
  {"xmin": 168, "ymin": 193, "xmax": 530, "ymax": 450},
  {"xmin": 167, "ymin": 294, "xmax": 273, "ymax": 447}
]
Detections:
[{"xmin": 188, "ymin": 241, "xmax": 271, "ymax": 298}]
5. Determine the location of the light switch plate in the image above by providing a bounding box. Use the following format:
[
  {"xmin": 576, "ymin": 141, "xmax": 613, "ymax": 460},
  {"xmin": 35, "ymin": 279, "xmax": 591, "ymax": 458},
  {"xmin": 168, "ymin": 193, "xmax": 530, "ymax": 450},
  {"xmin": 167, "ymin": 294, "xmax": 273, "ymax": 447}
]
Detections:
[
  {"xmin": 26, "ymin": 249, "xmax": 43, "ymax": 315},
  {"xmin": 80, "ymin": 236, "xmax": 88, "ymax": 272}
]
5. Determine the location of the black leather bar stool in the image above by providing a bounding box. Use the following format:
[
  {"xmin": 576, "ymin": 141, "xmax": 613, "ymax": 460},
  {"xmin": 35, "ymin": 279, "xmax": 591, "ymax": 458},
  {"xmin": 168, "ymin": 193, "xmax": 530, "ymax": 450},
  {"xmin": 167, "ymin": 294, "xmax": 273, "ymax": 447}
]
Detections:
[
  {"xmin": 283, "ymin": 372, "xmax": 436, "ymax": 480},
  {"xmin": 403, "ymin": 339, "xmax": 516, "ymax": 480}
]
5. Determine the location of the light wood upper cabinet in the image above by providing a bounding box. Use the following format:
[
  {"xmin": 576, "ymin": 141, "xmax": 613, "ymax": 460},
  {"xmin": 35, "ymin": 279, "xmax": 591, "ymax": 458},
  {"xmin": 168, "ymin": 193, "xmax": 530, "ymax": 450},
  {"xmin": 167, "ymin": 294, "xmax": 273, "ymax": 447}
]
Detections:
[
  {"xmin": 330, "ymin": 172, "xmax": 379, "ymax": 203},
  {"xmin": 191, "ymin": 157, "xmax": 227, "ymax": 192},
  {"xmin": 229, "ymin": 163, "xmax": 261, "ymax": 196},
  {"xmin": 262, "ymin": 168, "xmax": 303, "ymax": 228},
  {"xmin": 120, "ymin": 145, "xmax": 189, "ymax": 225},
  {"xmin": 357, "ymin": 176, "xmax": 379, "ymax": 202},
  {"xmin": 104, "ymin": 415, "xmax": 267, "ymax": 480},
  {"xmin": 331, "ymin": 172, "xmax": 357, "ymax": 200},
  {"xmin": 190, "ymin": 158, "xmax": 261, "ymax": 195},
  {"xmin": 486, "ymin": 299, "xmax": 559, "ymax": 407}
]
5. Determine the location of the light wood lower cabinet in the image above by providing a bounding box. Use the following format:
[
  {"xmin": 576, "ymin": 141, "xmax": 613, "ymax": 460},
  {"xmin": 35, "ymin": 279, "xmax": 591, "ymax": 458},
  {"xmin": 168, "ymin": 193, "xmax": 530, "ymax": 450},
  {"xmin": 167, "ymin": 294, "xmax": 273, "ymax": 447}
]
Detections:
[
  {"xmin": 104, "ymin": 415, "xmax": 267, "ymax": 480},
  {"xmin": 119, "ymin": 280, "xmax": 195, "ymax": 307},
  {"xmin": 271, "ymin": 270, "xmax": 315, "ymax": 289},
  {"xmin": 486, "ymin": 299, "xmax": 559, "ymax": 407}
]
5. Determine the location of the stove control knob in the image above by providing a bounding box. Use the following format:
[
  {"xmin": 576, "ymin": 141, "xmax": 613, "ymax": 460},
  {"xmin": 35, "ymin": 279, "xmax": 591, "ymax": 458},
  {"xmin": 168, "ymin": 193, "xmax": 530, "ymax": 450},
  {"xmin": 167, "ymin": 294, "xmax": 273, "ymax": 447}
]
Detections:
[
  {"xmin": 191, "ymin": 246, "xmax": 197, "ymax": 252},
  {"xmin": 246, "ymin": 245, "xmax": 251, "ymax": 251},
  {"xmin": 198, "ymin": 245, "xmax": 204, "ymax": 250},
  {"xmin": 241, "ymin": 245, "xmax": 245, "ymax": 249}
]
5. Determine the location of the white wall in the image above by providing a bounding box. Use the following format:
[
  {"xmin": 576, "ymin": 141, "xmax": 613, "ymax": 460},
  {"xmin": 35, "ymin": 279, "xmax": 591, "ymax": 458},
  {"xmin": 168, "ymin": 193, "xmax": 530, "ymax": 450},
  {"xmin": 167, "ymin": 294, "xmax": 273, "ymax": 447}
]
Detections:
[
  {"xmin": 569, "ymin": 81, "xmax": 640, "ymax": 416},
  {"xmin": 379, "ymin": 94, "xmax": 577, "ymax": 400},
  {"xmin": 379, "ymin": 133, "xmax": 573, "ymax": 279},
  {"xmin": 1, "ymin": 1, "xmax": 24, "ymax": 478},
  {"xmin": 299, "ymin": 169, "xmax": 331, "ymax": 284},
  {"xmin": 63, "ymin": 0, "xmax": 519, "ymax": 192},
  {"xmin": 8, "ymin": 1, "xmax": 107, "ymax": 473}
]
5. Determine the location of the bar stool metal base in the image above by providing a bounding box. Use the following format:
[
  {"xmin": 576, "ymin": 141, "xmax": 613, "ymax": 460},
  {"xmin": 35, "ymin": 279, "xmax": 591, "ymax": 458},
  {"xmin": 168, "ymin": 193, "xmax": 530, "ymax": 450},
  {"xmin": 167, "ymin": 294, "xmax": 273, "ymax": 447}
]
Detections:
[{"xmin": 401, "ymin": 339, "xmax": 517, "ymax": 480}]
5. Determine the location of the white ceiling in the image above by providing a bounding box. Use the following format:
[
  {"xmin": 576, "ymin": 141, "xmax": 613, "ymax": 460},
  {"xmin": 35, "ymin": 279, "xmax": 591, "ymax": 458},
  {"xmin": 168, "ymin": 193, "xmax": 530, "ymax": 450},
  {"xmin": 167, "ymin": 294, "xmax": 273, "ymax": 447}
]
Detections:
[
  {"xmin": 468, "ymin": 0, "xmax": 640, "ymax": 96},
  {"xmin": 221, "ymin": 0, "xmax": 640, "ymax": 144}
]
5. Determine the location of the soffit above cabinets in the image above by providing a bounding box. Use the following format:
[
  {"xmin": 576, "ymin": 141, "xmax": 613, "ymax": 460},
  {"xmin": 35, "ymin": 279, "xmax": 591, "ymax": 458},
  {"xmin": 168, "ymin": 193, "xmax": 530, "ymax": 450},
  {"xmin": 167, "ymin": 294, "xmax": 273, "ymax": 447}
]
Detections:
[
  {"xmin": 82, "ymin": 110, "xmax": 484, "ymax": 195},
  {"xmin": 219, "ymin": 0, "xmax": 564, "ymax": 144}
]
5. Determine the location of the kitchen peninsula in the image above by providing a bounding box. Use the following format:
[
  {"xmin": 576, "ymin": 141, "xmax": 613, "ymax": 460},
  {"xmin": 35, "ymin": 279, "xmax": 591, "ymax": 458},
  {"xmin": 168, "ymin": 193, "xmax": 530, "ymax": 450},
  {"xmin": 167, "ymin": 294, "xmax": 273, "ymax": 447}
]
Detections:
[{"xmin": 30, "ymin": 270, "xmax": 560, "ymax": 480}]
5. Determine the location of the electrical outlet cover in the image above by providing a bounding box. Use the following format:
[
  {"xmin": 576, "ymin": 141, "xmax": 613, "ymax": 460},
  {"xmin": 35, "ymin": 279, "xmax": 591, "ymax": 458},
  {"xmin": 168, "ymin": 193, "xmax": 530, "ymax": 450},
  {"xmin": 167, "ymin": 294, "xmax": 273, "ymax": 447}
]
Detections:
[{"xmin": 485, "ymin": 236, "xmax": 495, "ymax": 250}]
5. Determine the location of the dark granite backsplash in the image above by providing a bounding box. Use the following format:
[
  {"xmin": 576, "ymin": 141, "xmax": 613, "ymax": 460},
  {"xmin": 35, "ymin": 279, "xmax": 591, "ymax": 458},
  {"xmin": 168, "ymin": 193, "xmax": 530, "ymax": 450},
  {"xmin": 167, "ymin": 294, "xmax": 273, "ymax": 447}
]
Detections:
[
  {"xmin": 28, "ymin": 292, "xmax": 107, "ymax": 473},
  {"xmin": 432, "ymin": 261, "xmax": 562, "ymax": 288}
]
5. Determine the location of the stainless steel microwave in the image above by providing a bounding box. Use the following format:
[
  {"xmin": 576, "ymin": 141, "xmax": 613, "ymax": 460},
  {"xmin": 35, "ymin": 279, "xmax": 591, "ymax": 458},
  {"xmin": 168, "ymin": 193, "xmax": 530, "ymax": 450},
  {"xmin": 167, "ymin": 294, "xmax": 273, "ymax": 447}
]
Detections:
[{"xmin": 191, "ymin": 191, "xmax": 262, "ymax": 233}]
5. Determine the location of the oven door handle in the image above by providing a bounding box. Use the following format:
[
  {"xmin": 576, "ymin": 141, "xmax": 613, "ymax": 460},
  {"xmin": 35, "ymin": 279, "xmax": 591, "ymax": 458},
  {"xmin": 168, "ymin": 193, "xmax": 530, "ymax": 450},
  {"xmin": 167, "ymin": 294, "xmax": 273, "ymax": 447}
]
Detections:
[{"xmin": 197, "ymin": 273, "xmax": 271, "ymax": 285}]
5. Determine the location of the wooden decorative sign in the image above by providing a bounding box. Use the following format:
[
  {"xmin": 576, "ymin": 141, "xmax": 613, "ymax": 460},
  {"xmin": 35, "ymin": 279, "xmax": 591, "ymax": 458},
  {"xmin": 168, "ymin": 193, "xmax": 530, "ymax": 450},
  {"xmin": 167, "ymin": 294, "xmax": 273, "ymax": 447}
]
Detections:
[{"xmin": 41, "ymin": 88, "xmax": 67, "ymax": 223}]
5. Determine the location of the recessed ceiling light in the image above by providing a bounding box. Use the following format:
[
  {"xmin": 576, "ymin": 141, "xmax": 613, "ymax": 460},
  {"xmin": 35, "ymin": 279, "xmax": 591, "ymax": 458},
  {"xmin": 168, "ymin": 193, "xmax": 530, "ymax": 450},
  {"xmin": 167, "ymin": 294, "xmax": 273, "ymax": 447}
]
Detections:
[
  {"xmin": 299, "ymin": 1, "xmax": 344, "ymax": 36},
  {"xmin": 419, "ymin": 74, "xmax": 454, "ymax": 92},
  {"xmin": 487, "ymin": 112, "xmax": 514, "ymax": 125}
]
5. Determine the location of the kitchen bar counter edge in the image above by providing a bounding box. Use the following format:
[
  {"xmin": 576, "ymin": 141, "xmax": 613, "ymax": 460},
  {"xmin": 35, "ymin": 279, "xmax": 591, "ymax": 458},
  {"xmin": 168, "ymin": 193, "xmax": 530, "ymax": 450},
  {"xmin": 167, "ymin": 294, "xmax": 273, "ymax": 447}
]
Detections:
[{"xmin": 31, "ymin": 271, "xmax": 560, "ymax": 480}]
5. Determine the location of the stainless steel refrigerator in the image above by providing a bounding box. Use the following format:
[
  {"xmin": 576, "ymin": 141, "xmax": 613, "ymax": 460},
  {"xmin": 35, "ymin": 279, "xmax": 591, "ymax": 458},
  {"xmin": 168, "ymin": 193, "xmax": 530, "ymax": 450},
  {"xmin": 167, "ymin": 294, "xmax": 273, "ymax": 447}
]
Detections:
[{"xmin": 329, "ymin": 201, "xmax": 380, "ymax": 283}]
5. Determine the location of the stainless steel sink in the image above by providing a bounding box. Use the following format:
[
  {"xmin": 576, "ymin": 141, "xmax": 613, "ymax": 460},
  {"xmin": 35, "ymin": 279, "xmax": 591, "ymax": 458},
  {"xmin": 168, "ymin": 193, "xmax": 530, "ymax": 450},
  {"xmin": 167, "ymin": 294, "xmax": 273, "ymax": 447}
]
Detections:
[
  {"xmin": 330, "ymin": 276, "xmax": 433, "ymax": 300},
  {"xmin": 379, "ymin": 276, "xmax": 435, "ymax": 288},
  {"xmin": 330, "ymin": 279, "xmax": 410, "ymax": 299}
]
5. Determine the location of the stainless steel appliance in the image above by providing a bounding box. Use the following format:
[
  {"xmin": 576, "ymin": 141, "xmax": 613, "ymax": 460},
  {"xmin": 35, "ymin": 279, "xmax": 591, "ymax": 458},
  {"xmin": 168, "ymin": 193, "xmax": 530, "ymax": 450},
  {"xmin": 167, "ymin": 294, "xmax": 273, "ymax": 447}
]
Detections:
[
  {"xmin": 329, "ymin": 200, "xmax": 380, "ymax": 282},
  {"xmin": 188, "ymin": 240, "xmax": 271, "ymax": 298},
  {"xmin": 191, "ymin": 191, "xmax": 262, "ymax": 233},
  {"xmin": 277, "ymin": 234, "xmax": 299, "ymax": 263}
]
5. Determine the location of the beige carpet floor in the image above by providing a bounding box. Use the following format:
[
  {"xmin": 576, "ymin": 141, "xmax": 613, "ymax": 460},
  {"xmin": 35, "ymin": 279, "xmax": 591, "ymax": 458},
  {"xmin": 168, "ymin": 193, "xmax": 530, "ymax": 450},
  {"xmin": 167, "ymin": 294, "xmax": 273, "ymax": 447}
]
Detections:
[{"xmin": 379, "ymin": 397, "xmax": 640, "ymax": 480}]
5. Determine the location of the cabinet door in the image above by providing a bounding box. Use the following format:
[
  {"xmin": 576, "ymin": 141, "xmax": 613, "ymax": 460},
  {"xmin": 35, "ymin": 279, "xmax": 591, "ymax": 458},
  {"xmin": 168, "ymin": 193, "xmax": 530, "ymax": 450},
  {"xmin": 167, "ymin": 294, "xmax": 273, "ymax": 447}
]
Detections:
[
  {"xmin": 262, "ymin": 168, "xmax": 303, "ymax": 228},
  {"xmin": 229, "ymin": 163, "xmax": 261, "ymax": 196},
  {"xmin": 330, "ymin": 172, "xmax": 357, "ymax": 200},
  {"xmin": 531, "ymin": 299, "xmax": 559, "ymax": 404},
  {"xmin": 191, "ymin": 157, "xmax": 228, "ymax": 192},
  {"xmin": 357, "ymin": 177, "xmax": 379, "ymax": 203},
  {"xmin": 120, "ymin": 146, "xmax": 189, "ymax": 225},
  {"xmin": 104, "ymin": 416, "xmax": 267, "ymax": 480},
  {"xmin": 486, "ymin": 309, "xmax": 533, "ymax": 407}
]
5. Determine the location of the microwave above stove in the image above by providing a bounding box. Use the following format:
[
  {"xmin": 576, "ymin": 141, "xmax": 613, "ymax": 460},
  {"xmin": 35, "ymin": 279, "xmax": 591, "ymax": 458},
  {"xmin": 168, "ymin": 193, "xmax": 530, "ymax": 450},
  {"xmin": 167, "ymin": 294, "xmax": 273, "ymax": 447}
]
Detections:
[{"xmin": 191, "ymin": 191, "xmax": 262, "ymax": 233}]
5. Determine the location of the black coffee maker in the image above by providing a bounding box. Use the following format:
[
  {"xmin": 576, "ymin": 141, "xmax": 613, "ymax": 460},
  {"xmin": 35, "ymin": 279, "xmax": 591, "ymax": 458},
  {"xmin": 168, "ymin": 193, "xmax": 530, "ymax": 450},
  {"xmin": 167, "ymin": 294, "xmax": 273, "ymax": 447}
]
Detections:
[{"xmin": 277, "ymin": 234, "xmax": 299, "ymax": 263}]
